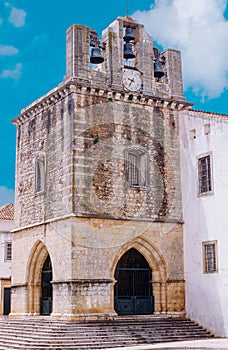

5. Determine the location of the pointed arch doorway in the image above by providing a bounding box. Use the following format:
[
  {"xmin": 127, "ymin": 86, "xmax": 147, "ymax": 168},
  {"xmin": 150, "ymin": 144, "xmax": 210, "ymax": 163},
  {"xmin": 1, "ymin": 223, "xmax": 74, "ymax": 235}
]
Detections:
[
  {"xmin": 114, "ymin": 248, "xmax": 154, "ymax": 315},
  {"xmin": 40, "ymin": 255, "xmax": 53, "ymax": 315}
]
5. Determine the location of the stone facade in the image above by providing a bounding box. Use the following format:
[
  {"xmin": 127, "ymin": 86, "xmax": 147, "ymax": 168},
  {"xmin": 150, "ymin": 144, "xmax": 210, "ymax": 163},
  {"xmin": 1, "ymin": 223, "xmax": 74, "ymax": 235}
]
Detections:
[{"xmin": 11, "ymin": 16, "xmax": 190, "ymax": 319}]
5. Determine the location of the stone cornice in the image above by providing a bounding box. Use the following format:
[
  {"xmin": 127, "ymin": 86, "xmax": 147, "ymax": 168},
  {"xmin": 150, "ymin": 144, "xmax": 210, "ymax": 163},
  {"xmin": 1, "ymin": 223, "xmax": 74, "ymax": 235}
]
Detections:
[
  {"xmin": 12, "ymin": 78, "xmax": 193, "ymax": 126},
  {"xmin": 52, "ymin": 279, "xmax": 112, "ymax": 285}
]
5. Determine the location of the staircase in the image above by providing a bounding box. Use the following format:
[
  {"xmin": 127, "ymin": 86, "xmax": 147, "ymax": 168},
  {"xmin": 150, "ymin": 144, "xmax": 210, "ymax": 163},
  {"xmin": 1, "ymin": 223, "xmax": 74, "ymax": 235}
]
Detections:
[{"xmin": 0, "ymin": 316, "xmax": 214, "ymax": 349}]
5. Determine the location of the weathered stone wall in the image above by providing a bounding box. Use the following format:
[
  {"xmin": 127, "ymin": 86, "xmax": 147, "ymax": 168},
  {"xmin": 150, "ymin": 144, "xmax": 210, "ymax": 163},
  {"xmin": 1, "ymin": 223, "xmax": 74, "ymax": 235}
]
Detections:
[
  {"xmin": 14, "ymin": 86, "xmax": 183, "ymax": 228},
  {"xmin": 11, "ymin": 216, "xmax": 184, "ymax": 318},
  {"xmin": 72, "ymin": 96, "xmax": 182, "ymax": 222},
  {"xmin": 14, "ymin": 90, "xmax": 74, "ymax": 228}
]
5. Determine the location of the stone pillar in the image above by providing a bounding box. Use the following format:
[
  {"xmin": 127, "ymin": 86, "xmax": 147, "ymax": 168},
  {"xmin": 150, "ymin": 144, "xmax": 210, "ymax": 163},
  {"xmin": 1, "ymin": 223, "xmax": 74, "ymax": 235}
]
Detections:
[
  {"xmin": 164, "ymin": 49, "xmax": 184, "ymax": 100},
  {"xmin": 65, "ymin": 24, "xmax": 90, "ymax": 81},
  {"xmin": 102, "ymin": 28, "xmax": 122, "ymax": 89},
  {"xmin": 10, "ymin": 285, "xmax": 28, "ymax": 317},
  {"xmin": 135, "ymin": 40, "xmax": 154, "ymax": 95},
  {"xmin": 51, "ymin": 280, "xmax": 116, "ymax": 320},
  {"xmin": 167, "ymin": 280, "xmax": 185, "ymax": 312}
]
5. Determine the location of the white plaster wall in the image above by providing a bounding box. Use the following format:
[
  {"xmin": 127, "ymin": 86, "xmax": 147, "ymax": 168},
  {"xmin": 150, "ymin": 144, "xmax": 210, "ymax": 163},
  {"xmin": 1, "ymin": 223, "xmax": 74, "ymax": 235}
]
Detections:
[
  {"xmin": 179, "ymin": 111, "xmax": 228, "ymax": 336},
  {"xmin": 0, "ymin": 219, "xmax": 14, "ymax": 279}
]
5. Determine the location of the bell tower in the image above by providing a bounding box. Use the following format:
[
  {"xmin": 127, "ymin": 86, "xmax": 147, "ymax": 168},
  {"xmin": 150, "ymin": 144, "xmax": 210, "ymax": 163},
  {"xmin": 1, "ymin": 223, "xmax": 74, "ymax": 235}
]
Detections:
[
  {"xmin": 11, "ymin": 16, "xmax": 192, "ymax": 320},
  {"xmin": 65, "ymin": 16, "xmax": 185, "ymax": 100}
]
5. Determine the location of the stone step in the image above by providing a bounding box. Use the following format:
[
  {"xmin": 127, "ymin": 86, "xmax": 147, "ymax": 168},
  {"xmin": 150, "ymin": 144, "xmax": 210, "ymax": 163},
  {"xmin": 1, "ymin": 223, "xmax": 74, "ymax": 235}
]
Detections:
[
  {"xmin": 0, "ymin": 316, "xmax": 214, "ymax": 349},
  {"xmin": 0, "ymin": 319, "xmax": 208, "ymax": 329},
  {"xmin": 0, "ymin": 327, "xmax": 211, "ymax": 337},
  {"xmin": 0, "ymin": 336, "xmax": 212, "ymax": 349},
  {"xmin": 0, "ymin": 328, "xmax": 211, "ymax": 338}
]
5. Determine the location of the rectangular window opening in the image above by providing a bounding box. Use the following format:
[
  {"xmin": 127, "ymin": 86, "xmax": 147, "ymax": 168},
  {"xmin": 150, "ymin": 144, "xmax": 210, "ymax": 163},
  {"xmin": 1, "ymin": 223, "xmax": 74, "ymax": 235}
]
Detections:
[
  {"xmin": 204, "ymin": 123, "xmax": 210, "ymax": 135},
  {"xmin": 35, "ymin": 154, "xmax": 46, "ymax": 193},
  {"xmin": 190, "ymin": 128, "xmax": 196, "ymax": 140},
  {"xmin": 126, "ymin": 150, "xmax": 148, "ymax": 188},
  {"xmin": 203, "ymin": 241, "xmax": 218, "ymax": 273},
  {"xmin": 5, "ymin": 242, "xmax": 12, "ymax": 261},
  {"xmin": 198, "ymin": 154, "xmax": 213, "ymax": 195}
]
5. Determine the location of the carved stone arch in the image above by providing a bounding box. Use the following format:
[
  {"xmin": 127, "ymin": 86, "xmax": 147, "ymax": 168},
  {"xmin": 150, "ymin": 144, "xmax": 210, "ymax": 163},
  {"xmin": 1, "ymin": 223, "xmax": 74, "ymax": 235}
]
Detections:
[
  {"xmin": 111, "ymin": 236, "xmax": 168, "ymax": 313},
  {"xmin": 111, "ymin": 236, "xmax": 167, "ymax": 280},
  {"xmin": 26, "ymin": 240, "xmax": 51, "ymax": 315}
]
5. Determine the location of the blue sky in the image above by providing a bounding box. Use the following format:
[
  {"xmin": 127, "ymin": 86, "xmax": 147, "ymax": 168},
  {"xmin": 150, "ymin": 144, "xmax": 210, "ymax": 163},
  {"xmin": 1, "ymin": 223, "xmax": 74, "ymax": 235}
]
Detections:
[{"xmin": 1, "ymin": 0, "xmax": 228, "ymax": 205}]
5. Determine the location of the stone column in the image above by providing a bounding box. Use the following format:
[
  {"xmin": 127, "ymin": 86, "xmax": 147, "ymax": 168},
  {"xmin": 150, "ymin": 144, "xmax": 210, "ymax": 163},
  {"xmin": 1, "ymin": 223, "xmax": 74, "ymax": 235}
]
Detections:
[{"xmin": 65, "ymin": 24, "xmax": 90, "ymax": 81}]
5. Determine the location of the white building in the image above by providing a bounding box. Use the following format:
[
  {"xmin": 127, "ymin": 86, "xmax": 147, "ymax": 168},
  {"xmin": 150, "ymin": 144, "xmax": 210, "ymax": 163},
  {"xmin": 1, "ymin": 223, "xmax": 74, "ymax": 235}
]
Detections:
[
  {"xmin": 180, "ymin": 110, "xmax": 228, "ymax": 336},
  {"xmin": 0, "ymin": 203, "xmax": 14, "ymax": 315}
]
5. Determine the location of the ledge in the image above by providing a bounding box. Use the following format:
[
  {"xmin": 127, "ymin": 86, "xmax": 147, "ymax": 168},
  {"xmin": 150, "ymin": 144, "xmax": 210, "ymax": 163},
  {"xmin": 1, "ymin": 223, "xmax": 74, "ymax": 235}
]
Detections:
[
  {"xmin": 52, "ymin": 279, "xmax": 112, "ymax": 285},
  {"xmin": 12, "ymin": 78, "xmax": 193, "ymax": 126}
]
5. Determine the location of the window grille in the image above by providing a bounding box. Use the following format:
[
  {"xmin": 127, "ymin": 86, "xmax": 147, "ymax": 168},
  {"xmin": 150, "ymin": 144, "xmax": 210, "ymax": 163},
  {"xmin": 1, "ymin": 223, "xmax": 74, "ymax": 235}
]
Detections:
[
  {"xmin": 126, "ymin": 149, "xmax": 148, "ymax": 187},
  {"xmin": 5, "ymin": 242, "xmax": 12, "ymax": 261},
  {"xmin": 203, "ymin": 241, "xmax": 217, "ymax": 273},
  {"xmin": 198, "ymin": 155, "xmax": 212, "ymax": 194}
]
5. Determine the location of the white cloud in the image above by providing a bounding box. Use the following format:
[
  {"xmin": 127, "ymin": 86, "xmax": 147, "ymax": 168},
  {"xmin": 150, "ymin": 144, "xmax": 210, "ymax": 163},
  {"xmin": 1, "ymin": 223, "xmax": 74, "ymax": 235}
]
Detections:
[
  {"xmin": 0, "ymin": 63, "xmax": 22, "ymax": 79},
  {"xmin": 9, "ymin": 6, "xmax": 26, "ymax": 27},
  {"xmin": 0, "ymin": 44, "xmax": 18, "ymax": 55},
  {"xmin": 133, "ymin": 0, "xmax": 228, "ymax": 99},
  {"xmin": 0, "ymin": 186, "xmax": 14, "ymax": 206}
]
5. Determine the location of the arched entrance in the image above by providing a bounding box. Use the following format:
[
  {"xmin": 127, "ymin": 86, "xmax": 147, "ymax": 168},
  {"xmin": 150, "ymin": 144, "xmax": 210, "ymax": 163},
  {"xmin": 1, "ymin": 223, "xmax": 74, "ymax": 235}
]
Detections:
[
  {"xmin": 114, "ymin": 248, "xmax": 154, "ymax": 315},
  {"xmin": 27, "ymin": 241, "xmax": 53, "ymax": 315},
  {"xmin": 40, "ymin": 255, "xmax": 53, "ymax": 315}
]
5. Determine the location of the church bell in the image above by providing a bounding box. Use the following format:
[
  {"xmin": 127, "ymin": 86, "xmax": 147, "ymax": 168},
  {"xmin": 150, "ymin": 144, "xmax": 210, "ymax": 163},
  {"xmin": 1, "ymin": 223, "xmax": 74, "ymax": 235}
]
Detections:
[
  {"xmin": 90, "ymin": 47, "xmax": 104, "ymax": 64},
  {"xmin": 123, "ymin": 42, "xmax": 136, "ymax": 59},
  {"xmin": 154, "ymin": 60, "xmax": 165, "ymax": 78},
  {"xmin": 123, "ymin": 27, "xmax": 135, "ymax": 42}
]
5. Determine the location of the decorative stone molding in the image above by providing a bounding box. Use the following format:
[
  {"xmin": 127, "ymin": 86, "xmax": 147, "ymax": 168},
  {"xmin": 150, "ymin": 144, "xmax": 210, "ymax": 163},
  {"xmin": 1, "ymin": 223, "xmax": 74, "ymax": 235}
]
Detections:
[{"xmin": 12, "ymin": 80, "xmax": 193, "ymax": 126}]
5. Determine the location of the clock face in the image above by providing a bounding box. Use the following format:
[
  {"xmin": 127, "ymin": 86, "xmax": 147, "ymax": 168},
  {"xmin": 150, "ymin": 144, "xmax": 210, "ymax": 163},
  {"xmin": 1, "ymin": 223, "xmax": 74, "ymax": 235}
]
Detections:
[{"xmin": 122, "ymin": 69, "xmax": 142, "ymax": 92}]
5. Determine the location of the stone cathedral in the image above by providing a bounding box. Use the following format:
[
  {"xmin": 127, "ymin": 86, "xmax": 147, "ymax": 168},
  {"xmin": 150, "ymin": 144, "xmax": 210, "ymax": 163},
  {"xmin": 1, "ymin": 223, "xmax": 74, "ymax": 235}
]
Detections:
[{"xmin": 11, "ymin": 16, "xmax": 192, "ymax": 319}]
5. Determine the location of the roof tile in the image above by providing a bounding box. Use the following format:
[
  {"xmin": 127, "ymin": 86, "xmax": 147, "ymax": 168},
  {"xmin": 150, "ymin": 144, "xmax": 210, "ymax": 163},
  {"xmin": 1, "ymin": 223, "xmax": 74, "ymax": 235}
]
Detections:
[{"xmin": 0, "ymin": 203, "xmax": 14, "ymax": 220}]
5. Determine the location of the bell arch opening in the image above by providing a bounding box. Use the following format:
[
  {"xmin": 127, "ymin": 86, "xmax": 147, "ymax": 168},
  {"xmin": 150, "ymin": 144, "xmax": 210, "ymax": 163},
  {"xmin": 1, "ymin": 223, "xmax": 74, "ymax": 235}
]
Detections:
[
  {"xmin": 114, "ymin": 248, "xmax": 154, "ymax": 315},
  {"xmin": 26, "ymin": 241, "xmax": 53, "ymax": 315}
]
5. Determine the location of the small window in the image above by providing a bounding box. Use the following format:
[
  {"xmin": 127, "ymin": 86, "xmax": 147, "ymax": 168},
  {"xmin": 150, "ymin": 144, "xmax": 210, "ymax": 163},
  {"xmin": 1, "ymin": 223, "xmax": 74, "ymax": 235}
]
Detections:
[
  {"xmin": 203, "ymin": 241, "xmax": 218, "ymax": 273},
  {"xmin": 5, "ymin": 242, "xmax": 12, "ymax": 261},
  {"xmin": 125, "ymin": 148, "xmax": 148, "ymax": 187},
  {"xmin": 198, "ymin": 154, "xmax": 213, "ymax": 195},
  {"xmin": 204, "ymin": 123, "xmax": 210, "ymax": 135},
  {"xmin": 35, "ymin": 153, "xmax": 46, "ymax": 193},
  {"xmin": 190, "ymin": 129, "xmax": 196, "ymax": 140}
]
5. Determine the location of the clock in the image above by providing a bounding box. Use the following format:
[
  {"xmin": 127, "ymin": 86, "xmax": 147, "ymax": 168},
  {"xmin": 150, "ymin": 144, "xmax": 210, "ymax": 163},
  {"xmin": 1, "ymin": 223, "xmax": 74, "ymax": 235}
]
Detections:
[{"xmin": 122, "ymin": 69, "xmax": 142, "ymax": 92}]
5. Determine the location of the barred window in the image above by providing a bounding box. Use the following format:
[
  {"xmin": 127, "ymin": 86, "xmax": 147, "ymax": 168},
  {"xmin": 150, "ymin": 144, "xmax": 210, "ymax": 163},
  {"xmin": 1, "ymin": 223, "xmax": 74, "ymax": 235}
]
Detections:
[
  {"xmin": 5, "ymin": 242, "xmax": 12, "ymax": 261},
  {"xmin": 203, "ymin": 241, "xmax": 218, "ymax": 273},
  {"xmin": 35, "ymin": 153, "xmax": 46, "ymax": 193},
  {"xmin": 198, "ymin": 154, "xmax": 212, "ymax": 195},
  {"xmin": 125, "ymin": 148, "xmax": 148, "ymax": 187}
]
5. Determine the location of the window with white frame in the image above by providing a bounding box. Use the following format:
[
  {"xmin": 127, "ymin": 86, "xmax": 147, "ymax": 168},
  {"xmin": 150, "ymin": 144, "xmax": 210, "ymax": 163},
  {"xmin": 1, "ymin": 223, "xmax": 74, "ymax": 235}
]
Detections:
[
  {"xmin": 35, "ymin": 153, "xmax": 46, "ymax": 193},
  {"xmin": 198, "ymin": 154, "xmax": 212, "ymax": 195},
  {"xmin": 125, "ymin": 148, "xmax": 148, "ymax": 187},
  {"xmin": 5, "ymin": 242, "xmax": 12, "ymax": 261},
  {"xmin": 203, "ymin": 241, "xmax": 218, "ymax": 273}
]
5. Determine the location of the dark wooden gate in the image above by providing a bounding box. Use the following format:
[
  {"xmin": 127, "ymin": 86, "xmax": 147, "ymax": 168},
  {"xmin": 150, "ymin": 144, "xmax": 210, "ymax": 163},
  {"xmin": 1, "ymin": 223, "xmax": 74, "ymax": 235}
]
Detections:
[
  {"xmin": 3, "ymin": 287, "xmax": 11, "ymax": 315},
  {"xmin": 40, "ymin": 255, "xmax": 52, "ymax": 315},
  {"xmin": 114, "ymin": 248, "xmax": 154, "ymax": 315}
]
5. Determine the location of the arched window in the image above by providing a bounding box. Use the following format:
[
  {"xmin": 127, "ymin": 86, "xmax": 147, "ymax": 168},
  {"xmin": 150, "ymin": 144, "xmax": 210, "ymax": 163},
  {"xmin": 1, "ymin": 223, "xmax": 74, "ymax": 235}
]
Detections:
[
  {"xmin": 125, "ymin": 147, "xmax": 148, "ymax": 187},
  {"xmin": 35, "ymin": 153, "xmax": 46, "ymax": 193}
]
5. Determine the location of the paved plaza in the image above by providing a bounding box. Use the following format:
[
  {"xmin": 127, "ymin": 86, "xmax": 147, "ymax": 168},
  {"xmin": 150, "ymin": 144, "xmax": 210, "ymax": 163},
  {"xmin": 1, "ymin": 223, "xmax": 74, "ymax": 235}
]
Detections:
[{"xmin": 104, "ymin": 338, "xmax": 228, "ymax": 350}]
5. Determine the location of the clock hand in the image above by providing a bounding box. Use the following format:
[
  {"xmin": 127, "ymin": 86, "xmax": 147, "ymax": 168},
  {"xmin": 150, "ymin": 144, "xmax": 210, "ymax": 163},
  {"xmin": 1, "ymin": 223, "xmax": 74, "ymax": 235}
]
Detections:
[{"xmin": 128, "ymin": 77, "xmax": 135, "ymax": 86}]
